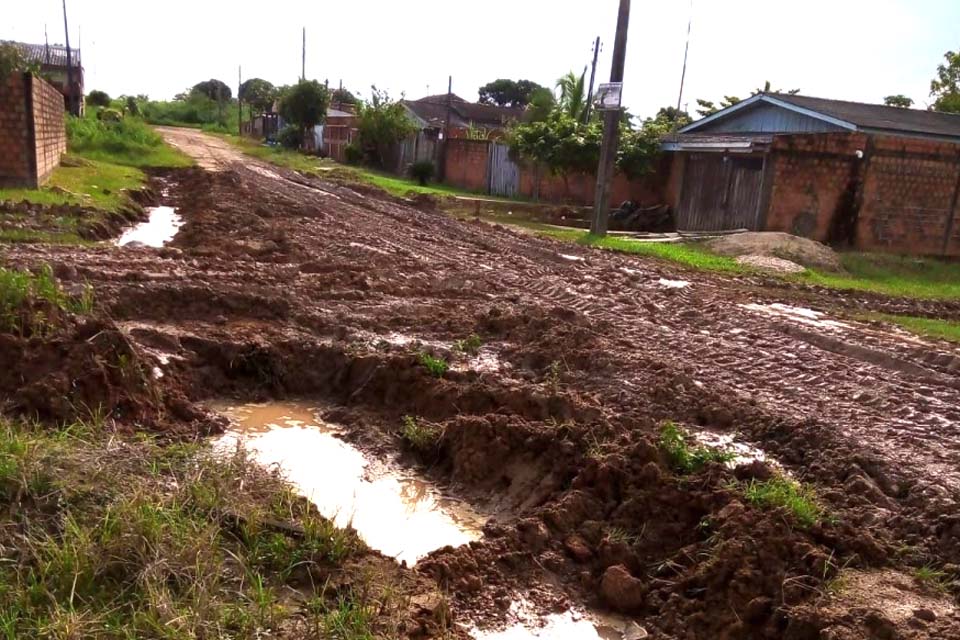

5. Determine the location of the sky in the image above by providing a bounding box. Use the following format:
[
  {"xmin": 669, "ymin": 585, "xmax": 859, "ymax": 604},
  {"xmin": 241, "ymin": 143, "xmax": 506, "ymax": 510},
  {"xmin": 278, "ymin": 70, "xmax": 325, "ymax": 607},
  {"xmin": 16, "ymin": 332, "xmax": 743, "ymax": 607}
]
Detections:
[{"xmin": 4, "ymin": 0, "xmax": 960, "ymax": 118}]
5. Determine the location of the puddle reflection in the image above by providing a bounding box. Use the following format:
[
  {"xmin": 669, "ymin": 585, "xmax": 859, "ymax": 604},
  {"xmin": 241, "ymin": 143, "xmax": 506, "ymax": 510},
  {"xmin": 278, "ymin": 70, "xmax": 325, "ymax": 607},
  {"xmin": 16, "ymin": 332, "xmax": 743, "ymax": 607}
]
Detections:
[
  {"xmin": 212, "ymin": 402, "xmax": 486, "ymax": 565},
  {"xmin": 117, "ymin": 206, "xmax": 183, "ymax": 248}
]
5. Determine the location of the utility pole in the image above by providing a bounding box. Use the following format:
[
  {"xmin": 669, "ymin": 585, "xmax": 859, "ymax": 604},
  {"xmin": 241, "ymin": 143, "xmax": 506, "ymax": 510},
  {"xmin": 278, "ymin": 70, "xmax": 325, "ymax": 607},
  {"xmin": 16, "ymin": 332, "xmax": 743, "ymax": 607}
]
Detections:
[
  {"xmin": 676, "ymin": 0, "xmax": 693, "ymax": 116},
  {"xmin": 590, "ymin": 0, "xmax": 631, "ymax": 237},
  {"xmin": 238, "ymin": 66, "xmax": 243, "ymax": 137},
  {"xmin": 440, "ymin": 75, "xmax": 453, "ymax": 181},
  {"xmin": 62, "ymin": 0, "xmax": 77, "ymax": 116},
  {"xmin": 584, "ymin": 36, "xmax": 601, "ymax": 124},
  {"xmin": 301, "ymin": 28, "xmax": 306, "ymax": 81}
]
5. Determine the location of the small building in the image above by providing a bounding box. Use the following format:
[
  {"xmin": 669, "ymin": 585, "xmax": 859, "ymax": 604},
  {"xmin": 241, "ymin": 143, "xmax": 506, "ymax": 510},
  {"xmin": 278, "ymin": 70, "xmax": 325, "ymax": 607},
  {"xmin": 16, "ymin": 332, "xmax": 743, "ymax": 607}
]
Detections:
[
  {"xmin": 664, "ymin": 93, "xmax": 960, "ymax": 256},
  {"xmin": 5, "ymin": 41, "xmax": 84, "ymax": 115},
  {"xmin": 402, "ymin": 93, "xmax": 523, "ymax": 140}
]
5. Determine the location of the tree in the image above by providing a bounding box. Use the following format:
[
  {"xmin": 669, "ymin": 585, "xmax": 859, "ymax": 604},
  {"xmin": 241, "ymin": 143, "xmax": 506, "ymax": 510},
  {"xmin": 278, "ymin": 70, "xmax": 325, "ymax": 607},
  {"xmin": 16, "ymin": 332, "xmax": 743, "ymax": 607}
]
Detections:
[
  {"xmin": 239, "ymin": 78, "xmax": 276, "ymax": 113},
  {"xmin": 355, "ymin": 87, "xmax": 416, "ymax": 168},
  {"xmin": 279, "ymin": 80, "xmax": 330, "ymax": 143},
  {"xmin": 86, "ymin": 90, "xmax": 111, "ymax": 107},
  {"xmin": 192, "ymin": 79, "xmax": 232, "ymax": 102},
  {"xmin": 525, "ymin": 87, "xmax": 556, "ymax": 122},
  {"xmin": 125, "ymin": 96, "xmax": 140, "ymax": 116},
  {"xmin": 331, "ymin": 87, "xmax": 358, "ymax": 105},
  {"xmin": 652, "ymin": 106, "xmax": 692, "ymax": 129},
  {"xmin": 556, "ymin": 70, "xmax": 587, "ymax": 121},
  {"xmin": 0, "ymin": 43, "xmax": 36, "ymax": 78},
  {"xmin": 695, "ymin": 95, "xmax": 741, "ymax": 117},
  {"xmin": 931, "ymin": 49, "xmax": 960, "ymax": 113},
  {"xmin": 478, "ymin": 79, "xmax": 544, "ymax": 107},
  {"xmin": 884, "ymin": 94, "xmax": 914, "ymax": 108},
  {"xmin": 754, "ymin": 80, "xmax": 799, "ymax": 95}
]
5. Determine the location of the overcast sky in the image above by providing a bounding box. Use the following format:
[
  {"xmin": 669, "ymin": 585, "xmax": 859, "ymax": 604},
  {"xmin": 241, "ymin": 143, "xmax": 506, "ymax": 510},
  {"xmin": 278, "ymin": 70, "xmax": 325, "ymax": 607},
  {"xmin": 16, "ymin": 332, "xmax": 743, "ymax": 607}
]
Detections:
[{"xmin": 4, "ymin": 0, "xmax": 959, "ymax": 118}]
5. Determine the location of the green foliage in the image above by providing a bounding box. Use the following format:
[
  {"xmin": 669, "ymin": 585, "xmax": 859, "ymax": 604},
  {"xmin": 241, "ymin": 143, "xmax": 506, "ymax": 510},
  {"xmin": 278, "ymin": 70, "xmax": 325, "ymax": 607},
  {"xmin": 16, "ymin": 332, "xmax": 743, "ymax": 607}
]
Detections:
[
  {"xmin": 659, "ymin": 422, "xmax": 735, "ymax": 474},
  {"xmin": 525, "ymin": 87, "xmax": 557, "ymax": 122},
  {"xmin": 142, "ymin": 91, "xmax": 238, "ymax": 129},
  {"xmin": 66, "ymin": 113, "xmax": 188, "ymax": 167},
  {"xmin": 914, "ymin": 565, "xmax": 951, "ymax": 592},
  {"xmin": 279, "ymin": 80, "xmax": 330, "ymax": 133},
  {"xmin": 0, "ymin": 43, "xmax": 36, "ymax": 77},
  {"xmin": 478, "ymin": 79, "xmax": 544, "ymax": 108},
  {"xmin": 239, "ymin": 78, "xmax": 277, "ymax": 113},
  {"xmin": 417, "ymin": 352, "xmax": 449, "ymax": 377},
  {"xmin": 556, "ymin": 70, "xmax": 588, "ymax": 121},
  {"xmin": 277, "ymin": 124, "xmax": 303, "ymax": 150},
  {"xmin": 192, "ymin": 78, "xmax": 232, "ymax": 102},
  {"xmin": 0, "ymin": 265, "xmax": 92, "ymax": 334},
  {"xmin": 400, "ymin": 416, "xmax": 442, "ymax": 452},
  {"xmin": 742, "ymin": 477, "xmax": 823, "ymax": 528},
  {"xmin": 331, "ymin": 87, "xmax": 359, "ymax": 105},
  {"xmin": 124, "ymin": 95, "xmax": 140, "ymax": 116},
  {"xmin": 884, "ymin": 94, "xmax": 914, "ymax": 108},
  {"xmin": 96, "ymin": 108, "xmax": 123, "ymax": 122},
  {"xmin": 864, "ymin": 314, "xmax": 960, "ymax": 344},
  {"xmin": 355, "ymin": 87, "xmax": 416, "ymax": 168},
  {"xmin": 931, "ymin": 49, "xmax": 960, "ymax": 113},
  {"xmin": 343, "ymin": 143, "xmax": 363, "ymax": 165},
  {"xmin": 695, "ymin": 96, "xmax": 742, "ymax": 117},
  {"xmin": 86, "ymin": 90, "xmax": 111, "ymax": 107},
  {"xmin": 454, "ymin": 334, "xmax": 483, "ymax": 354},
  {"xmin": 408, "ymin": 160, "xmax": 435, "ymax": 186}
]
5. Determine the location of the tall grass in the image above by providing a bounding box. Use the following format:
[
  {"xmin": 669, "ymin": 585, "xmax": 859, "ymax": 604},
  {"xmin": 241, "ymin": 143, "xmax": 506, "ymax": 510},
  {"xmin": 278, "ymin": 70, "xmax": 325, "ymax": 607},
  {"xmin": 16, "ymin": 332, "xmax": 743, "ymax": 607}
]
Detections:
[
  {"xmin": 0, "ymin": 265, "xmax": 93, "ymax": 333},
  {"xmin": 66, "ymin": 114, "xmax": 191, "ymax": 168}
]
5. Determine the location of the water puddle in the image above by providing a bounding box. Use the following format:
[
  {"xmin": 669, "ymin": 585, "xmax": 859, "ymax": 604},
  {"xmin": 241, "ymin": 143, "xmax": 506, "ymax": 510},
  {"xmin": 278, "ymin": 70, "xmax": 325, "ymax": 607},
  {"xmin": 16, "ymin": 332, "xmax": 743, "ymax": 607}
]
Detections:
[
  {"xmin": 211, "ymin": 402, "xmax": 486, "ymax": 565},
  {"xmin": 116, "ymin": 206, "xmax": 183, "ymax": 248},
  {"xmin": 741, "ymin": 303, "xmax": 847, "ymax": 329},
  {"xmin": 559, "ymin": 254, "xmax": 585, "ymax": 262},
  {"xmin": 692, "ymin": 431, "xmax": 776, "ymax": 467},
  {"xmin": 658, "ymin": 278, "xmax": 690, "ymax": 289},
  {"xmin": 471, "ymin": 601, "xmax": 646, "ymax": 640}
]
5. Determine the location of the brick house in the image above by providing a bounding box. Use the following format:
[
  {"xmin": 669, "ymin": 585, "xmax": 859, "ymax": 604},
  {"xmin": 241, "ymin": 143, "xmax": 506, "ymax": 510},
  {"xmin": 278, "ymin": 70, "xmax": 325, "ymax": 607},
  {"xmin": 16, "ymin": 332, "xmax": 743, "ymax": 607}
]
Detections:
[
  {"xmin": 0, "ymin": 73, "xmax": 68, "ymax": 187},
  {"xmin": 663, "ymin": 93, "xmax": 960, "ymax": 256},
  {"xmin": 402, "ymin": 94, "xmax": 523, "ymax": 140},
  {"xmin": 5, "ymin": 41, "xmax": 84, "ymax": 115}
]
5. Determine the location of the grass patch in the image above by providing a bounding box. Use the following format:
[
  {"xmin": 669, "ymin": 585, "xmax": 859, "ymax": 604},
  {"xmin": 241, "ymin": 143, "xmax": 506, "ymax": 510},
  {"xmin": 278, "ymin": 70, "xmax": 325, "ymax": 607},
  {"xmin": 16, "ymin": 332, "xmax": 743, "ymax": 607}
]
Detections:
[
  {"xmin": 0, "ymin": 413, "xmax": 413, "ymax": 638},
  {"xmin": 914, "ymin": 565, "xmax": 951, "ymax": 592},
  {"xmin": 742, "ymin": 476, "xmax": 823, "ymax": 528},
  {"xmin": 454, "ymin": 334, "xmax": 483, "ymax": 354},
  {"xmin": 0, "ymin": 264, "xmax": 93, "ymax": 334},
  {"xmin": 797, "ymin": 252, "xmax": 960, "ymax": 300},
  {"xmin": 400, "ymin": 415, "xmax": 442, "ymax": 452},
  {"xmin": 0, "ymin": 155, "xmax": 146, "ymax": 213},
  {"xmin": 66, "ymin": 113, "xmax": 192, "ymax": 168},
  {"xmin": 417, "ymin": 352, "xmax": 449, "ymax": 378},
  {"xmin": 862, "ymin": 313, "xmax": 960, "ymax": 343},
  {"xmin": 659, "ymin": 422, "xmax": 735, "ymax": 474}
]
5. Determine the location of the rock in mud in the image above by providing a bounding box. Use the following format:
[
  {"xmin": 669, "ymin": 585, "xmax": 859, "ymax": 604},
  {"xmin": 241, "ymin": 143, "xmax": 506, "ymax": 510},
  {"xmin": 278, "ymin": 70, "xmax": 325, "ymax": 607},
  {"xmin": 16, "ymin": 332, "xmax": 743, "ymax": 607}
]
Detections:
[
  {"xmin": 601, "ymin": 564, "xmax": 646, "ymax": 612},
  {"xmin": 564, "ymin": 534, "xmax": 593, "ymax": 562}
]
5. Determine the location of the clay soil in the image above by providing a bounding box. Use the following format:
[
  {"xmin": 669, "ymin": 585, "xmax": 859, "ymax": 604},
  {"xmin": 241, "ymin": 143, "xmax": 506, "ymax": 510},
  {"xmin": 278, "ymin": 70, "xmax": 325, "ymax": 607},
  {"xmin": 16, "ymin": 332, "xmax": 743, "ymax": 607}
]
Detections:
[{"xmin": 2, "ymin": 127, "xmax": 960, "ymax": 639}]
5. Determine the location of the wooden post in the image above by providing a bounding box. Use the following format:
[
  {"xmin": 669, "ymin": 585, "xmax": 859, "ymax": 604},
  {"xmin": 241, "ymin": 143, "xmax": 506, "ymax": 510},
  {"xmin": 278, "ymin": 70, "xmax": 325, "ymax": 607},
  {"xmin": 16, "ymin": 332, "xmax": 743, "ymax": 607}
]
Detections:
[
  {"xmin": 584, "ymin": 37, "xmax": 600, "ymax": 124},
  {"xmin": 62, "ymin": 0, "xmax": 77, "ymax": 116}
]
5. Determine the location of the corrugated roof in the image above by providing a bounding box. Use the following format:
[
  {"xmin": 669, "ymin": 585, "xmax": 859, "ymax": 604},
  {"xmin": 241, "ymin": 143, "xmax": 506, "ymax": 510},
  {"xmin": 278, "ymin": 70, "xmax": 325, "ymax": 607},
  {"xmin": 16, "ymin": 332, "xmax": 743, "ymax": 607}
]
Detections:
[
  {"xmin": 3, "ymin": 41, "xmax": 82, "ymax": 68},
  {"xmin": 682, "ymin": 93, "xmax": 960, "ymax": 141},
  {"xmin": 404, "ymin": 96, "xmax": 522, "ymax": 129}
]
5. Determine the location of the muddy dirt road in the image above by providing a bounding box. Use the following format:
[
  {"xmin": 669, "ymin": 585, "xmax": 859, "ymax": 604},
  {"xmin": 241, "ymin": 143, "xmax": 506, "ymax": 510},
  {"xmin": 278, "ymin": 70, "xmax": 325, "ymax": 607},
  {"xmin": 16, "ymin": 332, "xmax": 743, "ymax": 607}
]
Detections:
[{"xmin": 3, "ymin": 127, "xmax": 959, "ymax": 638}]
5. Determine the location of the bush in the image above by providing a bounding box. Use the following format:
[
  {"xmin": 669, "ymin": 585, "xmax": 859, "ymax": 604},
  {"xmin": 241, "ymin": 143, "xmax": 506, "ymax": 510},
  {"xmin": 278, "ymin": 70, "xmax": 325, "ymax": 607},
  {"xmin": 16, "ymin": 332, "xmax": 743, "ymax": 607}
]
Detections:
[
  {"xmin": 86, "ymin": 90, "xmax": 111, "ymax": 107},
  {"xmin": 96, "ymin": 108, "xmax": 123, "ymax": 122},
  {"xmin": 409, "ymin": 161, "xmax": 435, "ymax": 186},
  {"xmin": 343, "ymin": 143, "xmax": 363, "ymax": 165},
  {"xmin": 277, "ymin": 125, "xmax": 302, "ymax": 150}
]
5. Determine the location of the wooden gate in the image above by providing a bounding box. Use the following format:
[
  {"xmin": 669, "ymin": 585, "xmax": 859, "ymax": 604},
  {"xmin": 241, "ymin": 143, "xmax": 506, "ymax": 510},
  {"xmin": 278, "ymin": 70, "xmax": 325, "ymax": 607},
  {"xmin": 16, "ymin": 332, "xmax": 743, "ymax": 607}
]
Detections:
[
  {"xmin": 488, "ymin": 143, "xmax": 519, "ymax": 198},
  {"xmin": 676, "ymin": 154, "xmax": 765, "ymax": 231}
]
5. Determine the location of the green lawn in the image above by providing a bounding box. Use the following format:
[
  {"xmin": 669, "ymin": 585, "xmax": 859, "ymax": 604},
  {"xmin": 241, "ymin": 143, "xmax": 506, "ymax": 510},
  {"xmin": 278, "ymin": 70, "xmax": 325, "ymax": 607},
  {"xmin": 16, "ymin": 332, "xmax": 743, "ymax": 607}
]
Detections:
[
  {"xmin": 865, "ymin": 313, "xmax": 960, "ymax": 344},
  {"xmin": 0, "ymin": 156, "xmax": 146, "ymax": 212},
  {"xmin": 799, "ymin": 253, "xmax": 960, "ymax": 300}
]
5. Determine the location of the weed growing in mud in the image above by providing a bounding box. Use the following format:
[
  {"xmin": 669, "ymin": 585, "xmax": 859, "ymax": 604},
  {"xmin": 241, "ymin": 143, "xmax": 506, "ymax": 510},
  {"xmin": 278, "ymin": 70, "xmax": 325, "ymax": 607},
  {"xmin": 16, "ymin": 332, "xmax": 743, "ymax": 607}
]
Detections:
[
  {"xmin": 914, "ymin": 565, "xmax": 951, "ymax": 592},
  {"xmin": 454, "ymin": 334, "xmax": 483, "ymax": 354},
  {"xmin": 607, "ymin": 526, "xmax": 644, "ymax": 546},
  {"xmin": 742, "ymin": 476, "xmax": 823, "ymax": 528},
  {"xmin": 0, "ymin": 265, "xmax": 93, "ymax": 334},
  {"xmin": 0, "ymin": 415, "xmax": 424, "ymax": 638},
  {"xmin": 401, "ymin": 415, "xmax": 442, "ymax": 452},
  {"xmin": 417, "ymin": 352, "xmax": 449, "ymax": 377},
  {"xmin": 659, "ymin": 422, "xmax": 735, "ymax": 474},
  {"xmin": 545, "ymin": 359, "xmax": 563, "ymax": 393}
]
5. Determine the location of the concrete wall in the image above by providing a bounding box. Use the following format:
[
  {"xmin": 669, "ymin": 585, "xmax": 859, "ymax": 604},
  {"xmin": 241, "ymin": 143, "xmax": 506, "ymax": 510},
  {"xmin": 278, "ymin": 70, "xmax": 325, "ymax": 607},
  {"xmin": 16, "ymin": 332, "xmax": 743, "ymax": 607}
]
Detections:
[{"xmin": 0, "ymin": 73, "xmax": 66, "ymax": 188}]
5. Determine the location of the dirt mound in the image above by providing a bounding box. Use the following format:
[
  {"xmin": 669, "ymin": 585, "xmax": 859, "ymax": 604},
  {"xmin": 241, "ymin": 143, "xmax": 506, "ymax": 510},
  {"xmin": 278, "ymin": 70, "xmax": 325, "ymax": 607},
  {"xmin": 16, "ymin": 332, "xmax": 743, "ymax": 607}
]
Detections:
[
  {"xmin": 736, "ymin": 254, "xmax": 807, "ymax": 274},
  {"xmin": 706, "ymin": 232, "xmax": 844, "ymax": 272}
]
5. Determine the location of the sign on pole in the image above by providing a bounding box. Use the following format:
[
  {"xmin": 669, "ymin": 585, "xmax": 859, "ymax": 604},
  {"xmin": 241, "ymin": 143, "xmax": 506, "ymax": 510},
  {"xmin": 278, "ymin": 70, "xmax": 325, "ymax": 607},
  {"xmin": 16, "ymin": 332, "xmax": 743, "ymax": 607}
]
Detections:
[{"xmin": 595, "ymin": 82, "xmax": 623, "ymax": 111}]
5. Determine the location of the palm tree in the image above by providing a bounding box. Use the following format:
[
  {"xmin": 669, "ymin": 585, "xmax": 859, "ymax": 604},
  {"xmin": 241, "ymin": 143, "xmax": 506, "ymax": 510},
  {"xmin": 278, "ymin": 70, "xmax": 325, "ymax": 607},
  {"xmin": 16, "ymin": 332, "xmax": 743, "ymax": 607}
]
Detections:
[{"xmin": 556, "ymin": 69, "xmax": 588, "ymax": 121}]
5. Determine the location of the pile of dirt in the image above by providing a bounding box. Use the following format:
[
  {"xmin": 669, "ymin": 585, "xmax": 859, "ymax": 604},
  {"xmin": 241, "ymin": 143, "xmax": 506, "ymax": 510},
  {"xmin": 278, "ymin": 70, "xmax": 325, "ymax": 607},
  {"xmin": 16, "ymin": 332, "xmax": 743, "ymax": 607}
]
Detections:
[{"xmin": 706, "ymin": 232, "xmax": 844, "ymax": 273}]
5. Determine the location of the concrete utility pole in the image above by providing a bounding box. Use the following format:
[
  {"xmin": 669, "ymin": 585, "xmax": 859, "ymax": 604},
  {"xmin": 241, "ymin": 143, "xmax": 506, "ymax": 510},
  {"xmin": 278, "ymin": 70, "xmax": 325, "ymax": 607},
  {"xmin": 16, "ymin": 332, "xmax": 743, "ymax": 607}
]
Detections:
[
  {"xmin": 440, "ymin": 75, "xmax": 453, "ymax": 180},
  {"xmin": 301, "ymin": 28, "xmax": 306, "ymax": 81},
  {"xmin": 676, "ymin": 0, "xmax": 693, "ymax": 116},
  {"xmin": 238, "ymin": 66, "xmax": 243, "ymax": 137},
  {"xmin": 62, "ymin": 0, "xmax": 77, "ymax": 116},
  {"xmin": 590, "ymin": 0, "xmax": 631, "ymax": 237},
  {"xmin": 584, "ymin": 36, "xmax": 601, "ymax": 124}
]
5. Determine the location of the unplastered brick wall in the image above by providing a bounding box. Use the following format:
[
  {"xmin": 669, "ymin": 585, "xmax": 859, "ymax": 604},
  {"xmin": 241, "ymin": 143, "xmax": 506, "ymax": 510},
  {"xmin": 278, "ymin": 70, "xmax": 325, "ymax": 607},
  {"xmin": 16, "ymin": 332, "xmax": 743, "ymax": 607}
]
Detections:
[
  {"xmin": 0, "ymin": 73, "xmax": 65, "ymax": 188},
  {"xmin": 31, "ymin": 75, "xmax": 67, "ymax": 184},
  {"xmin": 858, "ymin": 136, "xmax": 960, "ymax": 256},
  {"xmin": 0, "ymin": 74, "xmax": 31, "ymax": 186}
]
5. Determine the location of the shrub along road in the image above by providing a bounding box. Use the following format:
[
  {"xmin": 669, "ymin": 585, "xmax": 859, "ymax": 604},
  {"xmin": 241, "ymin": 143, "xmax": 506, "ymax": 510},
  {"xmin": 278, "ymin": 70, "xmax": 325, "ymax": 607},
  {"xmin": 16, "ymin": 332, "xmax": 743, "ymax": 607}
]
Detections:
[{"xmin": 1, "ymin": 127, "xmax": 959, "ymax": 638}]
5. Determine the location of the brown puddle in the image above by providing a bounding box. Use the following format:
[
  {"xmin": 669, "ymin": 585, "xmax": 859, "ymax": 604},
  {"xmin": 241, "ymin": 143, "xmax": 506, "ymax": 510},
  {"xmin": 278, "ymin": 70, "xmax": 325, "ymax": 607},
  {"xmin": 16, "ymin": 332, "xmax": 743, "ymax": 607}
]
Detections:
[
  {"xmin": 211, "ymin": 401, "xmax": 487, "ymax": 565},
  {"xmin": 471, "ymin": 602, "xmax": 646, "ymax": 640}
]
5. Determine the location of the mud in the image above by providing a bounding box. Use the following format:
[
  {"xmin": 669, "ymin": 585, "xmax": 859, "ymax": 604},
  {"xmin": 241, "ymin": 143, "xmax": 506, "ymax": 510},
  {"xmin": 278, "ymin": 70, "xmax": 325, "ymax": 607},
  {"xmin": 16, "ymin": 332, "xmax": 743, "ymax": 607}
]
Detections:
[{"xmin": 3, "ymin": 127, "xmax": 960, "ymax": 638}]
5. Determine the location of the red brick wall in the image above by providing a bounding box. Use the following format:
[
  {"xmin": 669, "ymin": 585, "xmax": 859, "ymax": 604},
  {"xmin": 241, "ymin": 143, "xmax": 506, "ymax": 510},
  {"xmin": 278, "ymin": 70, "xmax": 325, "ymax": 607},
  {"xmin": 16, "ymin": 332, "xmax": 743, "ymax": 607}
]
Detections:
[
  {"xmin": 31, "ymin": 75, "xmax": 67, "ymax": 184},
  {"xmin": 0, "ymin": 74, "xmax": 31, "ymax": 187},
  {"xmin": 0, "ymin": 74, "xmax": 66, "ymax": 188},
  {"xmin": 444, "ymin": 138, "xmax": 490, "ymax": 192},
  {"xmin": 762, "ymin": 132, "xmax": 960, "ymax": 256}
]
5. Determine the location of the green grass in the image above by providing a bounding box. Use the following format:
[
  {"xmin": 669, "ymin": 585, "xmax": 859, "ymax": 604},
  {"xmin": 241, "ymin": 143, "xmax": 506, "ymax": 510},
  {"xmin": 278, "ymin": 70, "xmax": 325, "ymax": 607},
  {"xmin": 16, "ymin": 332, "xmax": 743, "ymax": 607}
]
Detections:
[
  {"xmin": 797, "ymin": 252, "xmax": 960, "ymax": 300},
  {"xmin": 659, "ymin": 422, "xmax": 735, "ymax": 474},
  {"xmin": 863, "ymin": 313, "xmax": 960, "ymax": 343},
  {"xmin": 0, "ymin": 155, "xmax": 145, "ymax": 213},
  {"xmin": 417, "ymin": 352, "xmax": 449, "ymax": 378},
  {"xmin": 742, "ymin": 476, "xmax": 823, "ymax": 528},
  {"xmin": 914, "ymin": 565, "xmax": 951, "ymax": 592},
  {"xmin": 400, "ymin": 415, "xmax": 442, "ymax": 453},
  {"xmin": 66, "ymin": 113, "xmax": 192, "ymax": 168},
  {"xmin": 454, "ymin": 334, "xmax": 483, "ymax": 354},
  {"xmin": 0, "ymin": 413, "xmax": 413, "ymax": 639},
  {"xmin": 0, "ymin": 264, "xmax": 93, "ymax": 334}
]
